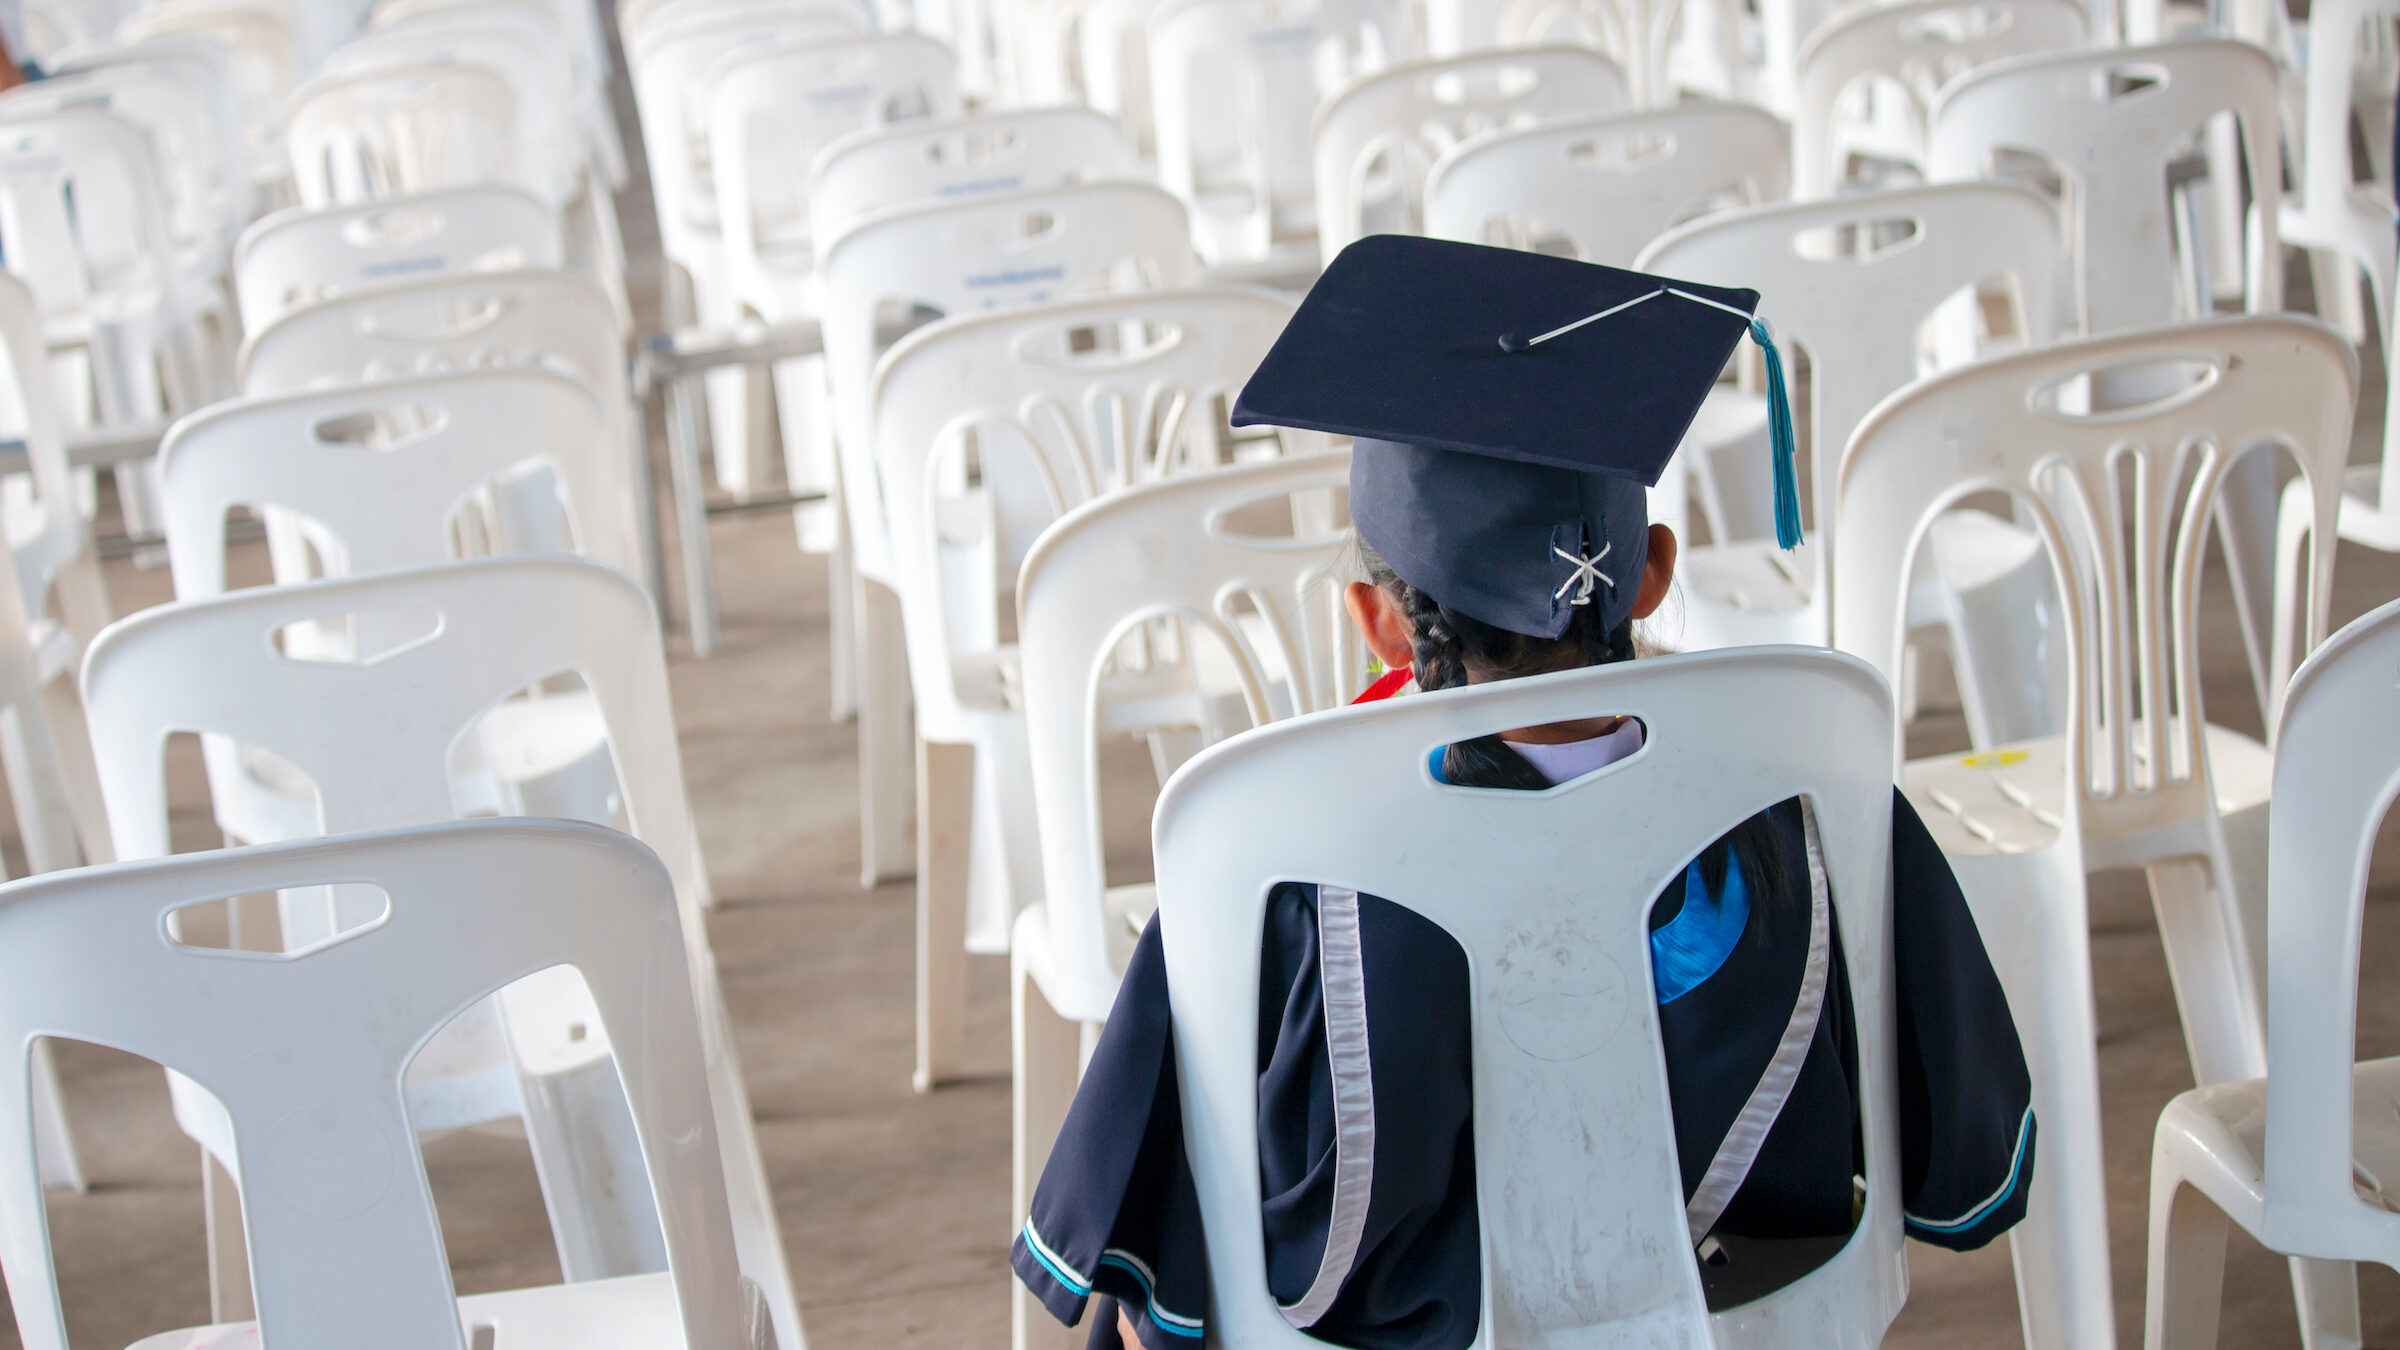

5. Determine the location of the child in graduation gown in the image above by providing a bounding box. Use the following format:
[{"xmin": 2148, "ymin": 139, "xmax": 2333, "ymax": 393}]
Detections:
[{"xmin": 1012, "ymin": 236, "xmax": 2036, "ymax": 1350}]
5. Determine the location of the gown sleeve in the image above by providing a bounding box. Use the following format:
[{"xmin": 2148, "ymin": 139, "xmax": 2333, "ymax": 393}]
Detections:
[
  {"xmin": 1889, "ymin": 789, "xmax": 2038, "ymax": 1249},
  {"xmin": 1012, "ymin": 915, "xmax": 1209, "ymax": 1350}
]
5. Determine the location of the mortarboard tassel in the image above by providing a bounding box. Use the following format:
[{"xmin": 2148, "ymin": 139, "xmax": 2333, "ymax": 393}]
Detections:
[
  {"xmin": 1748, "ymin": 317, "xmax": 1804, "ymax": 551},
  {"xmin": 1500, "ymin": 286, "xmax": 1805, "ymax": 551}
]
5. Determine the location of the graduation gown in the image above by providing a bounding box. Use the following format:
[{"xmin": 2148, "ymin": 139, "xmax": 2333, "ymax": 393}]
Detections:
[{"xmin": 1013, "ymin": 778, "xmax": 2034, "ymax": 1350}]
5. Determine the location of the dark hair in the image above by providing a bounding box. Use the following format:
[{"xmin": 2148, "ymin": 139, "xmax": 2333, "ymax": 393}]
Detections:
[{"xmin": 1362, "ymin": 541, "xmax": 1786, "ymax": 905}]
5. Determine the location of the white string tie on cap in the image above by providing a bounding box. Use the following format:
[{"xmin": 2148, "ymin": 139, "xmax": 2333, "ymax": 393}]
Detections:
[{"xmin": 1552, "ymin": 542, "xmax": 1613, "ymax": 605}]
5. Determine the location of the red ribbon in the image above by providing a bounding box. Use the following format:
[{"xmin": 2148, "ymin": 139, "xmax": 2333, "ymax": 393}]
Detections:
[{"xmin": 1350, "ymin": 667, "xmax": 1413, "ymax": 705}]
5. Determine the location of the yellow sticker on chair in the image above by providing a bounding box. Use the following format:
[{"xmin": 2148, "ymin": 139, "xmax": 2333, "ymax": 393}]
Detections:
[{"xmin": 1959, "ymin": 750, "xmax": 2029, "ymax": 769}]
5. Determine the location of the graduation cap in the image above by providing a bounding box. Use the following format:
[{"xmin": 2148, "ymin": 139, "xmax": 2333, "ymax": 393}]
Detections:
[{"xmin": 1231, "ymin": 234, "xmax": 1800, "ymax": 642}]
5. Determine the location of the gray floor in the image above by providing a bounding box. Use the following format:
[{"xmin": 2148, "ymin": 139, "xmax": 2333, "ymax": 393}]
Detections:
[{"xmin": 15, "ymin": 34, "xmax": 2400, "ymax": 1350}]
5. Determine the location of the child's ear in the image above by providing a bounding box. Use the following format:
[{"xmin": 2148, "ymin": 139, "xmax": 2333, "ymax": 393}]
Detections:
[
  {"xmin": 1344, "ymin": 581, "xmax": 1418, "ymax": 671},
  {"xmin": 1630, "ymin": 523, "xmax": 1678, "ymax": 622}
]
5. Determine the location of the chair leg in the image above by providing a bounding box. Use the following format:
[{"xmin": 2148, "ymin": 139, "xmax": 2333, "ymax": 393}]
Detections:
[
  {"xmin": 2290, "ymin": 1257, "xmax": 2362, "ymax": 1350},
  {"xmin": 1951, "ymin": 848, "xmax": 2116, "ymax": 1350},
  {"xmin": 39, "ymin": 667, "xmax": 112, "ymax": 866},
  {"xmin": 667, "ymin": 371, "xmax": 723, "ymax": 660},
  {"xmin": 0, "ymin": 696, "xmax": 84, "ymax": 875},
  {"xmin": 517, "ymin": 1051, "xmax": 668, "ymax": 1282},
  {"xmin": 2144, "ymin": 1178, "xmax": 2229, "ymax": 1350},
  {"xmin": 2267, "ymin": 478, "xmax": 2317, "ymax": 728},
  {"xmin": 827, "ymin": 530, "xmax": 857, "ymax": 724},
  {"xmin": 700, "ymin": 996, "xmax": 807, "ymax": 1350},
  {"xmin": 858, "ymin": 577, "xmax": 914, "ymax": 889},
  {"xmin": 202, "ymin": 1147, "xmax": 254, "ymax": 1324},
  {"xmin": 2144, "ymin": 855, "xmax": 2267, "ymax": 1085},
  {"xmin": 917, "ymin": 736, "xmax": 972, "ymax": 1092},
  {"xmin": 1012, "ymin": 949, "xmax": 1082, "ymax": 1350},
  {"xmin": 30, "ymin": 1039, "xmax": 82, "ymax": 1193}
]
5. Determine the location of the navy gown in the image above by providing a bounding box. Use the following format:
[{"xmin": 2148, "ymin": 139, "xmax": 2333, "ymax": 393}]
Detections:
[{"xmin": 1014, "ymin": 764, "xmax": 2033, "ymax": 1350}]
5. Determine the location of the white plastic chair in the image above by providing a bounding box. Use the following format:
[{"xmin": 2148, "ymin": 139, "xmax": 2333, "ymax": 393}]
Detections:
[
  {"xmin": 1926, "ymin": 36, "xmax": 2291, "ymax": 735},
  {"xmin": 1423, "ymin": 101, "xmax": 1790, "ymax": 264},
  {"xmin": 1634, "ymin": 182, "xmax": 2069, "ymax": 747},
  {"xmin": 704, "ymin": 31, "xmax": 960, "ymax": 510},
  {"xmin": 1011, "ymin": 449, "xmax": 1356, "ymax": 1350},
  {"xmin": 2142, "ymin": 596, "xmax": 2400, "ymax": 1350},
  {"xmin": 115, "ymin": 0, "xmax": 304, "ymax": 179},
  {"xmin": 1147, "ymin": 0, "xmax": 1407, "ymax": 269},
  {"xmin": 866, "ymin": 284, "xmax": 1291, "ymax": 1090},
  {"xmin": 0, "ymin": 817, "xmax": 761, "ymax": 1350},
  {"xmin": 153, "ymin": 367, "xmax": 638, "ymax": 850},
  {"xmin": 0, "ymin": 109, "xmax": 221, "ymax": 429},
  {"xmin": 371, "ymin": 0, "xmax": 627, "ymax": 194},
  {"xmin": 0, "ymin": 270, "xmax": 114, "ymax": 878},
  {"xmin": 630, "ymin": 1, "xmax": 876, "ymax": 506},
  {"xmin": 1792, "ymin": 0, "xmax": 2089, "ymax": 199},
  {"xmin": 1312, "ymin": 46, "xmax": 1629, "ymax": 260},
  {"xmin": 45, "ymin": 38, "xmax": 253, "ymax": 247},
  {"xmin": 319, "ymin": 9, "xmax": 586, "ymax": 209},
  {"xmin": 818, "ymin": 181, "xmax": 1197, "ymax": 894},
  {"xmin": 231, "ymin": 183, "xmax": 565, "ymax": 334},
  {"xmin": 0, "ymin": 53, "xmax": 254, "ymax": 280},
  {"xmin": 808, "ymin": 105, "xmax": 1142, "ymax": 249},
  {"xmin": 780, "ymin": 104, "xmax": 1136, "ymax": 562},
  {"xmin": 1832, "ymin": 316, "xmax": 2356, "ymax": 1350},
  {"xmin": 81, "ymin": 558, "xmax": 800, "ymax": 1350},
  {"xmin": 236, "ymin": 267, "xmax": 658, "ymax": 603},
  {"xmin": 283, "ymin": 60, "xmax": 522, "ymax": 209},
  {"xmin": 1150, "ymin": 645, "xmax": 1906, "ymax": 1346},
  {"xmin": 2280, "ymin": 0, "xmax": 2397, "ymax": 349}
]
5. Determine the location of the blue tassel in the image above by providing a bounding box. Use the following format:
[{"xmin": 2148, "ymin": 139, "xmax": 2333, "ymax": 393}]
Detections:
[{"xmin": 1751, "ymin": 317, "xmax": 1803, "ymax": 550}]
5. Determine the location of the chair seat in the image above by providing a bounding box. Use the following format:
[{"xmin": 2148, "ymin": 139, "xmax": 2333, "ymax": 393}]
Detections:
[
  {"xmin": 477, "ymin": 690, "xmax": 613, "ymax": 785},
  {"xmin": 1903, "ymin": 723, "xmax": 2272, "ymax": 857},
  {"xmin": 2157, "ymin": 1055, "xmax": 2400, "ymax": 1240},
  {"xmin": 125, "ymin": 1270, "xmax": 723, "ymax": 1349}
]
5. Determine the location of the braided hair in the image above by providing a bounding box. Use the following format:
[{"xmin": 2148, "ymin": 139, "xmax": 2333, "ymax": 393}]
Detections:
[{"xmin": 1360, "ymin": 540, "xmax": 1787, "ymax": 905}]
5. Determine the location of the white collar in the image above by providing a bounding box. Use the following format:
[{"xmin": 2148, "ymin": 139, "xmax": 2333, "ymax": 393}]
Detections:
[{"xmin": 1506, "ymin": 718, "xmax": 1646, "ymax": 786}]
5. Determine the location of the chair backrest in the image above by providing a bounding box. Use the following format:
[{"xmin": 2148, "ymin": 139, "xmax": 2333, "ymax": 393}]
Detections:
[
  {"xmin": 0, "ymin": 54, "xmax": 250, "ymax": 262},
  {"xmin": 629, "ymin": 0, "xmax": 866, "ymax": 261},
  {"xmin": 82, "ymin": 557, "xmax": 707, "ymax": 908},
  {"xmin": 1926, "ymin": 38, "xmax": 2283, "ymax": 334},
  {"xmin": 1793, "ymin": 0, "xmax": 2089, "ymax": 199},
  {"xmin": 2260, "ymin": 596, "xmax": 2400, "ymax": 1259},
  {"xmin": 1635, "ymin": 180, "xmax": 2063, "ymax": 575},
  {"xmin": 1491, "ymin": 0, "xmax": 1685, "ymax": 103},
  {"xmin": 618, "ymin": 0, "xmax": 868, "ymax": 54},
  {"xmin": 867, "ymin": 285, "xmax": 1306, "ymax": 737},
  {"xmin": 318, "ymin": 7, "xmax": 584, "ymax": 205},
  {"xmin": 238, "ymin": 265, "xmax": 628, "ymax": 409},
  {"xmin": 1313, "ymin": 46, "xmax": 1629, "ymax": 260},
  {"xmin": 1423, "ymin": 101, "xmax": 1790, "ymax": 264},
  {"xmin": 1833, "ymin": 317, "xmax": 2354, "ymax": 844},
  {"xmin": 1152, "ymin": 647, "xmax": 1904, "ymax": 1346},
  {"xmin": 232, "ymin": 183, "xmax": 565, "ymax": 333},
  {"xmin": 284, "ymin": 60, "xmax": 521, "ymax": 209},
  {"xmin": 1148, "ymin": 0, "xmax": 1407, "ymax": 263},
  {"xmin": 0, "ymin": 110, "xmax": 184, "ymax": 330},
  {"xmin": 705, "ymin": 32, "xmax": 963, "ymax": 295},
  {"xmin": 235, "ymin": 268, "xmax": 640, "ymax": 572},
  {"xmin": 0, "ymin": 818, "xmax": 745, "ymax": 1350},
  {"xmin": 818, "ymin": 180, "xmax": 1198, "ymax": 586},
  {"xmin": 157, "ymin": 366, "xmax": 634, "ymax": 592},
  {"xmin": 1017, "ymin": 450, "xmax": 1356, "ymax": 1021},
  {"xmin": 115, "ymin": 0, "xmax": 302, "ymax": 163},
  {"xmin": 808, "ymin": 105, "xmax": 1139, "ymax": 248}
]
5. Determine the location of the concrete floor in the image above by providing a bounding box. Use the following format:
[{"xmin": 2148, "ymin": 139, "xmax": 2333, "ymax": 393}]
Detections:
[{"xmin": 13, "ymin": 27, "xmax": 2400, "ymax": 1349}]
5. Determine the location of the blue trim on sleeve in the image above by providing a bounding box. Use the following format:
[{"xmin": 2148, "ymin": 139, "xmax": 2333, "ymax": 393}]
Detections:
[
  {"xmin": 1098, "ymin": 1251, "xmax": 1205, "ymax": 1339},
  {"xmin": 1650, "ymin": 852, "xmax": 1750, "ymax": 1004},
  {"xmin": 1906, "ymin": 1106, "xmax": 2035, "ymax": 1237},
  {"xmin": 1426, "ymin": 746, "xmax": 1448, "ymax": 784}
]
